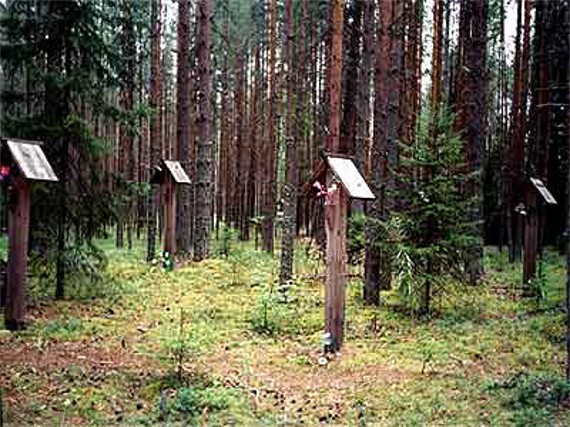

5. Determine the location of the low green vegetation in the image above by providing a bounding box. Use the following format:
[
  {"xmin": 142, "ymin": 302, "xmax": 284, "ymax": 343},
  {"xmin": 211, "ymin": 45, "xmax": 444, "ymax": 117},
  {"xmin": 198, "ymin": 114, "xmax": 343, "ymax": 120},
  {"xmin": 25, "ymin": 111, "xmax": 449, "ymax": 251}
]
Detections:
[{"xmin": 0, "ymin": 238, "xmax": 568, "ymax": 426}]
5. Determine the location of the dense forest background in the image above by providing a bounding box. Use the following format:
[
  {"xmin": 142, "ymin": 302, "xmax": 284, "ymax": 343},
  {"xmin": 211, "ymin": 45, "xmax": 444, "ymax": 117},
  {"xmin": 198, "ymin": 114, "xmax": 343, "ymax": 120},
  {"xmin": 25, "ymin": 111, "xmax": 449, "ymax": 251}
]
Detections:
[
  {"xmin": 1, "ymin": 1, "xmax": 570, "ymax": 425},
  {"xmin": 0, "ymin": 0, "xmax": 568, "ymax": 308}
]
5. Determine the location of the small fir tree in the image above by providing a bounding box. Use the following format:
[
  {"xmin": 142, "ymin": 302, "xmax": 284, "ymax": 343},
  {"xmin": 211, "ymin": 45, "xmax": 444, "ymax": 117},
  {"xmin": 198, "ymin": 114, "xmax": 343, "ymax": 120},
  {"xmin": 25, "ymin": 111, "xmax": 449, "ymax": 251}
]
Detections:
[{"xmin": 389, "ymin": 107, "xmax": 480, "ymax": 314}]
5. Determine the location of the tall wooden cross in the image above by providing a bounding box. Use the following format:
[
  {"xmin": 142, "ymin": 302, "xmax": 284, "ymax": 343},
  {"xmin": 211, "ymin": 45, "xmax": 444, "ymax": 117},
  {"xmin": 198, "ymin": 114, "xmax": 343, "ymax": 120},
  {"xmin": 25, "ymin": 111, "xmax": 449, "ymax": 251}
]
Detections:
[{"xmin": 309, "ymin": 154, "xmax": 374, "ymax": 352}]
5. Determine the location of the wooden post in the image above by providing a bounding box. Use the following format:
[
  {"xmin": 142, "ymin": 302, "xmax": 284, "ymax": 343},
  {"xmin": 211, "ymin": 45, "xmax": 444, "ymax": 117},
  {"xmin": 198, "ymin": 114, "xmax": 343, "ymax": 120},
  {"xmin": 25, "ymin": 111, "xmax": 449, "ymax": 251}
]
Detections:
[
  {"xmin": 308, "ymin": 155, "xmax": 374, "ymax": 353},
  {"xmin": 324, "ymin": 183, "xmax": 348, "ymax": 353},
  {"xmin": 5, "ymin": 177, "xmax": 30, "ymax": 330},
  {"xmin": 523, "ymin": 186, "xmax": 538, "ymax": 290},
  {"xmin": 163, "ymin": 174, "xmax": 177, "ymax": 255}
]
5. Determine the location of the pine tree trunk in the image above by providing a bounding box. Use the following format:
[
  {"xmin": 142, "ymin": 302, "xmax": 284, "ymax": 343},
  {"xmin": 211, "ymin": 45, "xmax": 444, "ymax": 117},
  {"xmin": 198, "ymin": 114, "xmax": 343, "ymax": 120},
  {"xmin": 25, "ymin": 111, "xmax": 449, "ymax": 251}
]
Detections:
[
  {"xmin": 279, "ymin": 0, "xmax": 297, "ymax": 289},
  {"xmin": 328, "ymin": 0, "xmax": 343, "ymax": 154},
  {"xmin": 431, "ymin": 0, "xmax": 444, "ymax": 110},
  {"xmin": 340, "ymin": 0, "xmax": 361, "ymax": 157},
  {"xmin": 219, "ymin": 8, "xmax": 230, "ymax": 229},
  {"xmin": 358, "ymin": 0, "xmax": 374, "ymax": 188},
  {"xmin": 507, "ymin": 0, "xmax": 530, "ymax": 263},
  {"xmin": 118, "ymin": 0, "xmax": 136, "ymax": 251},
  {"xmin": 147, "ymin": 0, "xmax": 162, "ymax": 263},
  {"xmin": 364, "ymin": 0, "xmax": 391, "ymax": 305},
  {"xmin": 324, "ymin": 0, "xmax": 345, "ymax": 352},
  {"xmin": 235, "ymin": 53, "xmax": 249, "ymax": 240},
  {"xmin": 261, "ymin": 0, "xmax": 277, "ymax": 253},
  {"xmin": 442, "ymin": 0, "xmax": 452, "ymax": 101},
  {"xmin": 193, "ymin": 0, "xmax": 212, "ymax": 261},
  {"xmin": 523, "ymin": 0, "xmax": 551, "ymax": 289},
  {"xmin": 176, "ymin": 0, "xmax": 191, "ymax": 254},
  {"xmin": 455, "ymin": 0, "xmax": 488, "ymax": 285},
  {"xmin": 45, "ymin": 1, "xmax": 70, "ymax": 299}
]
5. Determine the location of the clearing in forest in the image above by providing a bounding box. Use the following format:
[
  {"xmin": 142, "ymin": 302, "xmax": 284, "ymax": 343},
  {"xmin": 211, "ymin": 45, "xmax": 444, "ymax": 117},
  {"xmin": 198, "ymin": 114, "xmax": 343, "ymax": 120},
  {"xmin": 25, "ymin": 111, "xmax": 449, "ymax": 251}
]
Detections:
[{"xmin": 1, "ymin": 239, "xmax": 569, "ymax": 426}]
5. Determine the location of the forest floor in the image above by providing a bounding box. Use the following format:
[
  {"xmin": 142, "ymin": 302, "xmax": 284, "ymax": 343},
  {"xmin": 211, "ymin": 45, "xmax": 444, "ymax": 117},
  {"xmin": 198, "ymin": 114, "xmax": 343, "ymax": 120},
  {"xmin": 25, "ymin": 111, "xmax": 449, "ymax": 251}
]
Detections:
[{"xmin": 1, "ymin": 238, "xmax": 569, "ymax": 426}]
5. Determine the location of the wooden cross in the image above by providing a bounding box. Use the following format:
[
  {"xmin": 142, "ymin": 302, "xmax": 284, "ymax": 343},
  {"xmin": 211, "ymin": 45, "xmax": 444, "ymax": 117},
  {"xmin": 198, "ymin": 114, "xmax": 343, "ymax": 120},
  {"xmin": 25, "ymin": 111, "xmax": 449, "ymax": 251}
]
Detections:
[{"xmin": 308, "ymin": 154, "xmax": 374, "ymax": 352}]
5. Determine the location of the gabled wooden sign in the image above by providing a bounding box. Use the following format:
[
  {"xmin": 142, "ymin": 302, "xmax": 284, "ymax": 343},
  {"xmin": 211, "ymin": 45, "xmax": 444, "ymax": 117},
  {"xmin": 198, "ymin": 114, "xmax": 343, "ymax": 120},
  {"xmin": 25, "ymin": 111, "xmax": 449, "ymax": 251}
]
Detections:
[
  {"xmin": 326, "ymin": 156, "xmax": 375, "ymax": 200},
  {"xmin": 306, "ymin": 154, "xmax": 375, "ymax": 201},
  {"xmin": 150, "ymin": 159, "xmax": 191, "ymax": 185},
  {"xmin": 149, "ymin": 159, "xmax": 191, "ymax": 259},
  {"xmin": 2, "ymin": 138, "xmax": 58, "ymax": 182},
  {"xmin": 530, "ymin": 177, "xmax": 557, "ymax": 205}
]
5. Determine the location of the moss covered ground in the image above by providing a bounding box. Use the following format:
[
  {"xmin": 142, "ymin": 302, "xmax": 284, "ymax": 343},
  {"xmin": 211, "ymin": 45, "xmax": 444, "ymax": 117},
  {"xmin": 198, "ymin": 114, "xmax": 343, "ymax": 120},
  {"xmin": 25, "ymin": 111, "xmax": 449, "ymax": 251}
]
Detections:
[{"xmin": 1, "ymin": 238, "xmax": 569, "ymax": 426}]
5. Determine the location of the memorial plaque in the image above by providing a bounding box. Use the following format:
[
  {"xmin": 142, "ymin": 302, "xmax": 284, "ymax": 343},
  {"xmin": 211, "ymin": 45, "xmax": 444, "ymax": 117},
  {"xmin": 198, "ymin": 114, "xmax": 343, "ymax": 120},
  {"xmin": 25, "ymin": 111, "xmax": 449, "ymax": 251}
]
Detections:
[
  {"xmin": 530, "ymin": 177, "xmax": 557, "ymax": 205},
  {"xmin": 6, "ymin": 140, "xmax": 58, "ymax": 182},
  {"xmin": 164, "ymin": 160, "xmax": 191, "ymax": 184},
  {"xmin": 326, "ymin": 156, "xmax": 374, "ymax": 200}
]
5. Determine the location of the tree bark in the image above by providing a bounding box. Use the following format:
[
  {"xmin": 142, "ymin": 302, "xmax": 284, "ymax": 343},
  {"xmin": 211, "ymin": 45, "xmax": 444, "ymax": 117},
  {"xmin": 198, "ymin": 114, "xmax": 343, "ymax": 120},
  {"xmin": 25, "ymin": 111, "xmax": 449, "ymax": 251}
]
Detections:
[
  {"xmin": 431, "ymin": 0, "xmax": 444, "ymax": 111},
  {"xmin": 340, "ymin": 0, "xmax": 361, "ymax": 157},
  {"xmin": 455, "ymin": 0, "xmax": 488, "ymax": 285},
  {"xmin": 176, "ymin": 0, "xmax": 191, "ymax": 254},
  {"xmin": 364, "ymin": 0, "xmax": 392, "ymax": 305},
  {"xmin": 261, "ymin": 0, "xmax": 277, "ymax": 253},
  {"xmin": 147, "ymin": 0, "xmax": 162, "ymax": 263},
  {"xmin": 193, "ymin": 0, "xmax": 212, "ymax": 261},
  {"xmin": 324, "ymin": 0, "xmax": 345, "ymax": 352},
  {"xmin": 355, "ymin": 0, "xmax": 374, "ymax": 214},
  {"xmin": 279, "ymin": 0, "xmax": 297, "ymax": 289},
  {"xmin": 523, "ymin": 0, "xmax": 550, "ymax": 288}
]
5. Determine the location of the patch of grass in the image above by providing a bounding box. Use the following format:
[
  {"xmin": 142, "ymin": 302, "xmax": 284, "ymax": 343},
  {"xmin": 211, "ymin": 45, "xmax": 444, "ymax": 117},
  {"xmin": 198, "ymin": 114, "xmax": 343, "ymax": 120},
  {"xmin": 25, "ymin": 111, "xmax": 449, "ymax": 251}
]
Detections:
[
  {"xmin": 2, "ymin": 241, "xmax": 569, "ymax": 426},
  {"xmin": 486, "ymin": 372, "xmax": 570, "ymax": 426},
  {"xmin": 41, "ymin": 317, "xmax": 85, "ymax": 339}
]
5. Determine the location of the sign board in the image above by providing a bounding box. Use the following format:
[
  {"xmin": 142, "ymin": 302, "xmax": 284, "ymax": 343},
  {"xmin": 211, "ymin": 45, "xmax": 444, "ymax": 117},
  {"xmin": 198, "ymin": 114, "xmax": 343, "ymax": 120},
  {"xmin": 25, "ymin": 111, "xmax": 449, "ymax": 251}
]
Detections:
[
  {"xmin": 150, "ymin": 160, "xmax": 191, "ymax": 185},
  {"xmin": 164, "ymin": 160, "xmax": 191, "ymax": 184},
  {"xmin": 530, "ymin": 178, "xmax": 557, "ymax": 204},
  {"xmin": 326, "ymin": 156, "xmax": 375, "ymax": 200},
  {"xmin": 5, "ymin": 139, "xmax": 58, "ymax": 182}
]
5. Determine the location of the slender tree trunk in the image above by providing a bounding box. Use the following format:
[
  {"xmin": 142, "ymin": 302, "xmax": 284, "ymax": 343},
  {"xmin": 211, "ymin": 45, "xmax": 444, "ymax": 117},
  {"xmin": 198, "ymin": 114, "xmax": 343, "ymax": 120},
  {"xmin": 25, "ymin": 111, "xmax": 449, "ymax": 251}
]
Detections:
[
  {"xmin": 47, "ymin": 1, "xmax": 70, "ymax": 300},
  {"xmin": 194, "ymin": 0, "xmax": 212, "ymax": 261},
  {"xmin": 147, "ymin": 0, "xmax": 162, "ymax": 262},
  {"xmin": 219, "ymin": 7, "xmax": 230, "ymax": 229},
  {"xmin": 355, "ymin": 0, "xmax": 374, "ymax": 215},
  {"xmin": 235, "ymin": 53, "xmax": 249, "ymax": 240},
  {"xmin": 261, "ymin": 0, "xmax": 277, "ymax": 253},
  {"xmin": 364, "ymin": 0, "xmax": 392, "ymax": 305},
  {"xmin": 442, "ymin": 0, "xmax": 452, "ymax": 101},
  {"xmin": 247, "ymin": 48, "xmax": 260, "ymax": 243},
  {"xmin": 118, "ymin": 0, "xmax": 136, "ymax": 251},
  {"xmin": 455, "ymin": 0, "xmax": 488, "ymax": 285},
  {"xmin": 523, "ymin": 0, "xmax": 550, "ymax": 288},
  {"xmin": 431, "ymin": 0, "xmax": 444, "ymax": 111},
  {"xmin": 176, "ymin": 0, "xmax": 191, "ymax": 254},
  {"xmin": 340, "ymin": 0, "xmax": 361, "ymax": 157},
  {"xmin": 328, "ymin": 0, "xmax": 343, "ymax": 154},
  {"xmin": 507, "ymin": 0, "xmax": 530, "ymax": 263},
  {"xmin": 296, "ymin": 0, "xmax": 309, "ymax": 232},
  {"xmin": 324, "ymin": 0, "xmax": 346, "ymax": 353},
  {"xmin": 279, "ymin": 0, "xmax": 297, "ymax": 289},
  {"xmin": 413, "ymin": 0, "xmax": 423, "ymax": 130}
]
